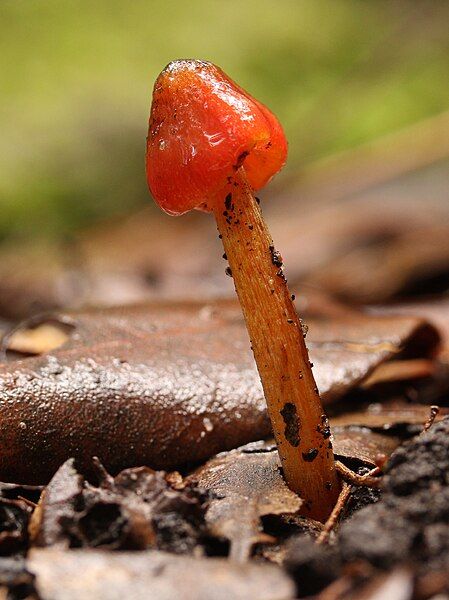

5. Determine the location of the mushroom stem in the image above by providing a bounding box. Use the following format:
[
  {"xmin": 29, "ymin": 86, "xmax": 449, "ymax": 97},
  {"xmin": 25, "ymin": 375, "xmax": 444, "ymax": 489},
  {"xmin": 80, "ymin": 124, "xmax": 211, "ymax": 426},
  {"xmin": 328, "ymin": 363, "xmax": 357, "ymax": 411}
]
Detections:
[{"xmin": 214, "ymin": 168, "xmax": 340, "ymax": 521}]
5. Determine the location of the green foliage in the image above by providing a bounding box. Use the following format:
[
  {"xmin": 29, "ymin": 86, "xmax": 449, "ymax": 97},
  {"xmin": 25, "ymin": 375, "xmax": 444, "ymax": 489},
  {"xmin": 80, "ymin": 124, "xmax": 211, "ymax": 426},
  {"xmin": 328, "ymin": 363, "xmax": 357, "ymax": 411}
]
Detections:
[{"xmin": 1, "ymin": 0, "xmax": 448, "ymax": 238}]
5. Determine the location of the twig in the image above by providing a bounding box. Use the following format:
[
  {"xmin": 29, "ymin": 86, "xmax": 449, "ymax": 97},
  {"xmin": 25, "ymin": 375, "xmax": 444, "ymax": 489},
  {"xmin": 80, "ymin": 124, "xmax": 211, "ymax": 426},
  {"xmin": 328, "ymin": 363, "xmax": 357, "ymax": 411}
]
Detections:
[
  {"xmin": 335, "ymin": 461, "xmax": 382, "ymax": 489},
  {"xmin": 316, "ymin": 461, "xmax": 385, "ymax": 545},
  {"xmin": 316, "ymin": 482, "xmax": 351, "ymax": 545},
  {"xmin": 17, "ymin": 495, "xmax": 38, "ymax": 509}
]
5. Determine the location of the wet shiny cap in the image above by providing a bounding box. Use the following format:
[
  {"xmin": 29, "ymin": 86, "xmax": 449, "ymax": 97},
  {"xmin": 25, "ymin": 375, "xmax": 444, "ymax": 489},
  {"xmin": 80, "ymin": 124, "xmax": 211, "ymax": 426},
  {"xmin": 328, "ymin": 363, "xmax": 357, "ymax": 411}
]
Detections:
[{"xmin": 146, "ymin": 59, "xmax": 288, "ymax": 215}]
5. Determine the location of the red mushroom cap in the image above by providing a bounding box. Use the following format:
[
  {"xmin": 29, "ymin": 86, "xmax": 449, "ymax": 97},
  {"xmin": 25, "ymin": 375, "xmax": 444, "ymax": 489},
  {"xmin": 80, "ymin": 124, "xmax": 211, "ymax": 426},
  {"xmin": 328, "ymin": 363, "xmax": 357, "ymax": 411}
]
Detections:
[{"xmin": 146, "ymin": 60, "xmax": 288, "ymax": 216}]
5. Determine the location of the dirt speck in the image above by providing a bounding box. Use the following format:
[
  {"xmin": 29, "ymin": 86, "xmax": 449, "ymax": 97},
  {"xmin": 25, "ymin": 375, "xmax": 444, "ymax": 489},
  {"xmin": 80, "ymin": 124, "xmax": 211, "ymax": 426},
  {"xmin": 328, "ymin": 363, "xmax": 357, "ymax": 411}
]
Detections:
[
  {"xmin": 280, "ymin": 403, "xmax": 300, "ymax": 447},
  {"xmin": 302, "ymin": 448, "xmax": 318, "ymax": 462}
]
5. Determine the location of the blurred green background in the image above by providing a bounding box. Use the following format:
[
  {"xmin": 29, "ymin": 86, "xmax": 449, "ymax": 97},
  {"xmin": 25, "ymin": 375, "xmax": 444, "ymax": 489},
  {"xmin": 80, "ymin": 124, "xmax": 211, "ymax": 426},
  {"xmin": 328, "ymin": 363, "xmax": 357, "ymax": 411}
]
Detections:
[{"xmin": 1, "ymin": 0, "xmax": 449, "ymax": 241}]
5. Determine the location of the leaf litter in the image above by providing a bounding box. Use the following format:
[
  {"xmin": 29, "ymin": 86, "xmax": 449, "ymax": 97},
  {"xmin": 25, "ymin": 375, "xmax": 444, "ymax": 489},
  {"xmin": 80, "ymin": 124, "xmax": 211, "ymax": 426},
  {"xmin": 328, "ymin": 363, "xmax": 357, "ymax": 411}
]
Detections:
[
  {"xmin": 0, "ymin": 295, "xmax": 438, "ymax": 484},
  {"xmin": 0, "ymin": 268, "xmax": 447, "ymax": 597},
  {"xmin": 30, "ymin": 458, "xmax": 207, "ymax": 554}
]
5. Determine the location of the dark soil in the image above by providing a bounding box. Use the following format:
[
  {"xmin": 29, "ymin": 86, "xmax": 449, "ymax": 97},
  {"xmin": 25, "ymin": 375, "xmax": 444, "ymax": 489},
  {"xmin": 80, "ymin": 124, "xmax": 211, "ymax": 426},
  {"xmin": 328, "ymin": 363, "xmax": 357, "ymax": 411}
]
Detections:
[{"xmin": 286, "ymin": 417, "xmax": 449, "ymax": 595}]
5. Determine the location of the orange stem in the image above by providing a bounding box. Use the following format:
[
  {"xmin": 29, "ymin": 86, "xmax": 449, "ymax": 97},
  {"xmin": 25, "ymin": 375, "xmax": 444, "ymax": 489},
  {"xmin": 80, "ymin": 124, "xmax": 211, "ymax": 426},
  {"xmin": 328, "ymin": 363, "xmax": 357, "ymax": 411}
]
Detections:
[{"xmin": 214, "ymin": 168, "xmax": 340, "ymax": 521}]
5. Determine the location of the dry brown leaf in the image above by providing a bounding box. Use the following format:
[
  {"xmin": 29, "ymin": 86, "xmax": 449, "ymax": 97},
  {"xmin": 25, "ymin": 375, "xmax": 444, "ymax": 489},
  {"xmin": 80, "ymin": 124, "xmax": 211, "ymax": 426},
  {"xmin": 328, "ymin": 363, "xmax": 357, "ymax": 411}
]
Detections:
[
  {"xmin": 332, "ymin": 428, "xmax": 399, "ymax": 467},
  {"xmin": 305, "ymin": 225, "xmax": 449, "ymax": 304},
  {"xmin": 0, "ymin": 298, "xmax": 436, "ymax": 484},
  {"xmin": 0, "ymin": 211, "xmax": 227, "ymax": 320},
  {"xmin": 372, "ymin": 298, "xmax": 449, "ymax": 364},
  {"xmin": 6, "ymin": 320, "xmax": 73, "ymax": 355},
  {"xmin": 349, "ymin": 568, "xmax": 413, "ymax": 600},
  {"xmin": 28, "ymin": 547, "xmax": 296, "ymax": 600},
  {"xmin": 361, "ymin": 359, "xmax": 436, "ymax": 388},
  {"xmin": 0, "ymin": 497, "xmax": 32, "ymax": 555},
  {"xmin": 331, "ymin": 402, "xmax": 448, "ymax": 430},
  {"xmin": 0, "ymin": 243, "xmax": 70, "ymax": 320},
  {"xmin": 187, "ymin": 425, "xmax": 399, "ymax": 561},
  {"xmin": 30, "ymin": 458, "xmax": 205, "ymax": 553},
  {"xmin": 315, "ymin": 568, "xmax": 414, "ymax": 600},
  {"xmin": 1, "ymin": 152, "xmax": 448, "ymax": 319},
  {"xmin": 0, "ymin": 558, "xmax": 32, "ymax": 597},
  {"xmin": 188, "ymin": 448, "xmax": 302, "ymax": 562}
]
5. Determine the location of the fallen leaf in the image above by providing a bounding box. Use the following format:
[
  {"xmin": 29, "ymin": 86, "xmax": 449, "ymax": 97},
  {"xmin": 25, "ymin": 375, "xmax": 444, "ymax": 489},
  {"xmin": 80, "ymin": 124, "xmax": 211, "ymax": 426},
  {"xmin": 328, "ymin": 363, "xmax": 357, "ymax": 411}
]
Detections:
[
  {"xmin": 0, "ymin": 298, "xmax": 436, "ymax": 483},
  {"xmin": 29, "ymin": 459, "xmax": 84, "ymax": 548},
  {"xmin": 31, "ymin": 458, "xmax": 206, "ymax": 554},
  {"xmin": 305, "ymin": 225, "xmax": 449, "ymax": 304},
  {"xmin": 0, "ymin": 557, "xmax": 33, "ymax": 597},
  {"xmin": 372, "ymin": 298, "xmax": 449, "ymax": 364},
  {"xmin": 0, "ymin": 497, "xmax": 32, "ymax": 555},
  {"xmin": 273, "ymin": 155, "xmax": 449, "ymax": 304},
  {"xmin": 5, "ymin": 318, "xmax": 74, "ymax": 356},
  {"xmin": 0, "ymin": 481, "xmax": 42, "ymax": 504},
  {"xmin": 0, "ymin": 211, "xmax": 227, "ymax": 320},
  {"xmin": 0, "ymin": 452, "xmax": 41, "ymax": 558},
  {"xmin": 360, "ymin": 359, "xmax": 436, "ymax": 388},
  {"xmin": 188, "ymin": 425, "xmax": 400, "ymax": 561},
  {"xmin": 0, "ymin": 243, "xmax": 73, "ymax": 321},
  {"xmin": 332, "ymin": 427, "xmax": 399, "ymax": 467},
  {"xmin": 1, "ymin": 150, "xmax": 448, "ymax": 318},
  {"xmin": 188, "ymin": 448, "xmax": 302, "ymax": 562},
  {"xmin": 28, "ymin": 547, "xmax": 296, "ymax": 600},
  {"xmin": 330, "ymin": 402, "xmax": 448, "ymax": 430},
  {"xmin": 77, "ymin": 209, "xmax": 229, "ymax": 304},
  {"xmin": 349, "ymin": 568, "xmax": 414, "ymax": 600}
]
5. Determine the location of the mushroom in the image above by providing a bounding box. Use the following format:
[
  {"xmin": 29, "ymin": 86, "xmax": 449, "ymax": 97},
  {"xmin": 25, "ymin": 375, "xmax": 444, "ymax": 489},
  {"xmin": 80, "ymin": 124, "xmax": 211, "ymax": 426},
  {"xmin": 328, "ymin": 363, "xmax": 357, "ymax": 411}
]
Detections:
[{"xmin": 146, "ymin": 59, "xmax": 339, "ymax": 521}]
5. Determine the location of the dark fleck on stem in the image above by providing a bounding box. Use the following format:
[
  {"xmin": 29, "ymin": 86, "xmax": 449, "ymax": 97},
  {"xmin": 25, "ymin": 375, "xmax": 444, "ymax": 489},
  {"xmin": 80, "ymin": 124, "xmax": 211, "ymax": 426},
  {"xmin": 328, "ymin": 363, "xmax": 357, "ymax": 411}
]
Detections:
[
  {"xmin": 302, "ymin": 448, "xmax": 318, "ymax": 462},
  {"xmin": 269, "ymin": 245, "xmax": 283, "ymax": 267},
  {"xmin": 280, "ymin": 403, "xmax": 300, "ymax": 447}
]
